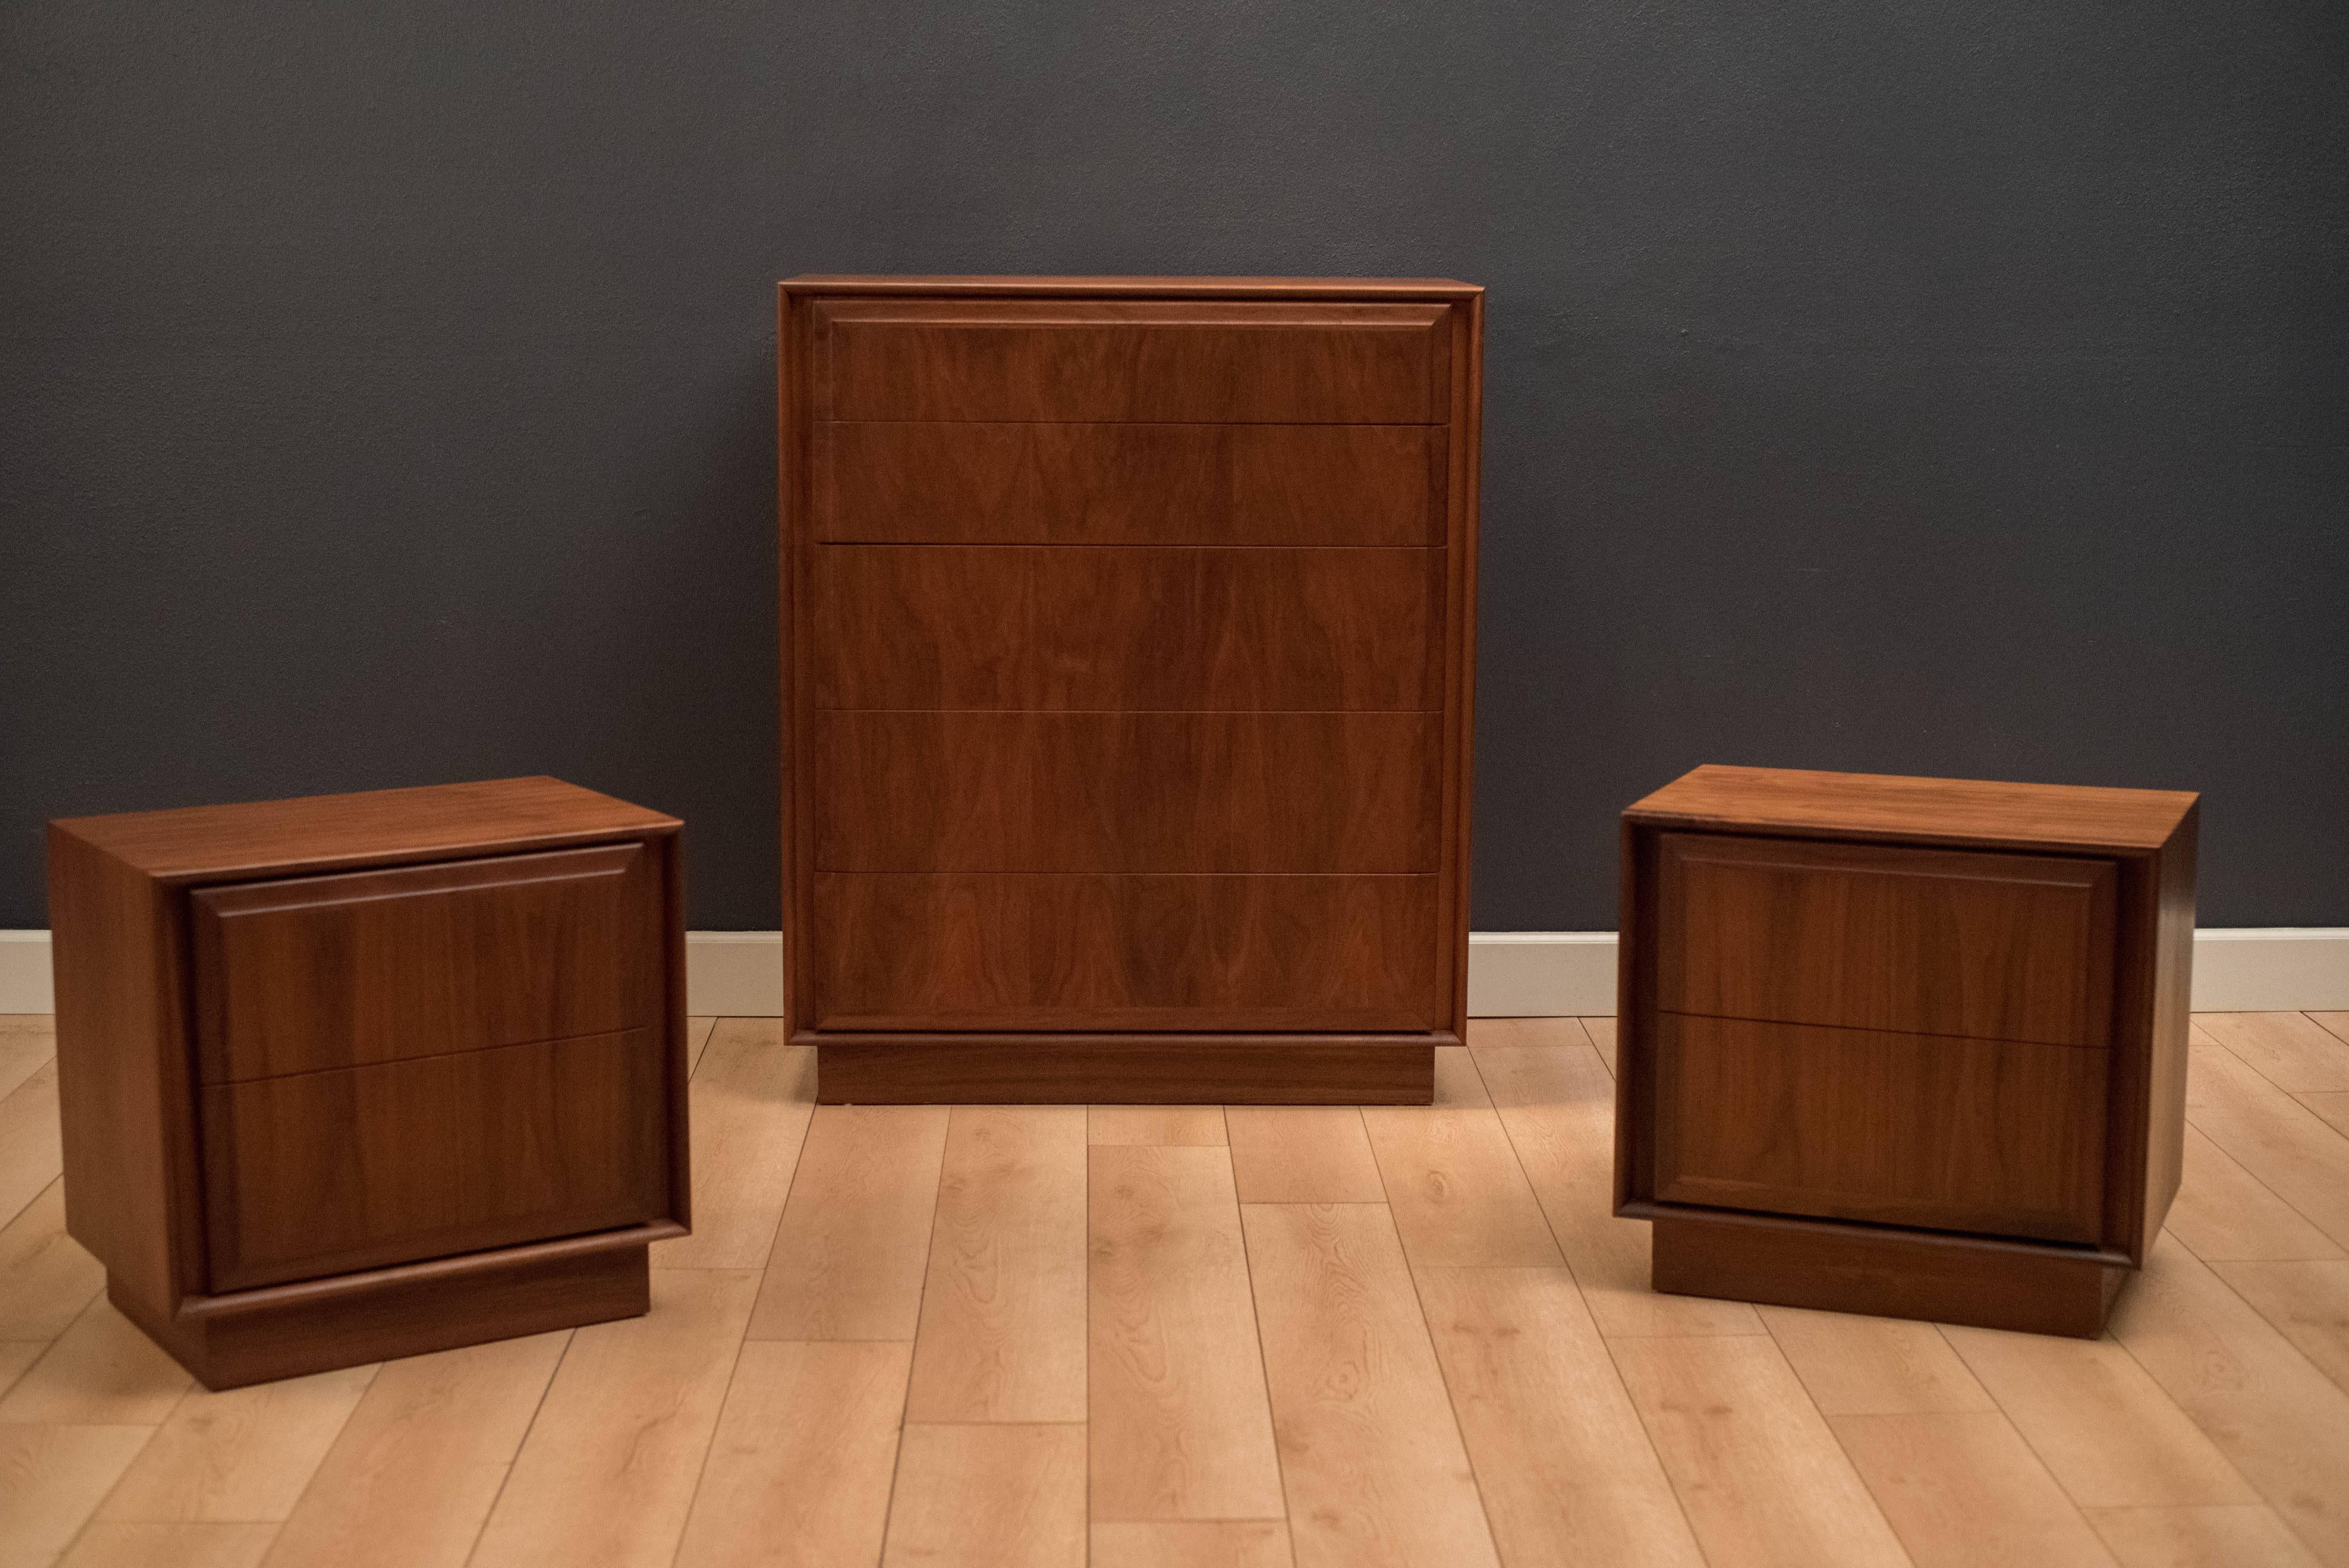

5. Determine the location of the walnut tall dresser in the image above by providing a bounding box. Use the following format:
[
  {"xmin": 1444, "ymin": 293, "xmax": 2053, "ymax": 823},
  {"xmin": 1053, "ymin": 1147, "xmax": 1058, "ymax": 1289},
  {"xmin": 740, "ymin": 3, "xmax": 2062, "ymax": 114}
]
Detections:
[{"xmin": 779, "ymin": 276, "xmax": 1482, "ymax": 1103}]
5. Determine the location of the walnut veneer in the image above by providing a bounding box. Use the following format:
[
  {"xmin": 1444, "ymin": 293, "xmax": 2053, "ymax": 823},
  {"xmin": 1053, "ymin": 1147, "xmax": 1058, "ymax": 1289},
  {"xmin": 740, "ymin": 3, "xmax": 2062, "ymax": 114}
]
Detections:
[
  {"xmin": 1615, "ymin": 765, "xmax": 2199, "ymax": 1336},
  {"xmin": 47, "ymin": 777, "xmax": 690, "ymax": 1387},
  {"xmin": 779, "ymin": 276, "xmax": 1484, "ymax": 1103}
]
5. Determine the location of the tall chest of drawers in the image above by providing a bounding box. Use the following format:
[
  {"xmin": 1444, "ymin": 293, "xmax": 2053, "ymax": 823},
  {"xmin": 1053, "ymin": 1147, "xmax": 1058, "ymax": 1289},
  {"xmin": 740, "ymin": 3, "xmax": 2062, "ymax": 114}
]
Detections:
[{"xmin": 778, "ymin": 276, "xmax": 1483, "ymax": 1103}]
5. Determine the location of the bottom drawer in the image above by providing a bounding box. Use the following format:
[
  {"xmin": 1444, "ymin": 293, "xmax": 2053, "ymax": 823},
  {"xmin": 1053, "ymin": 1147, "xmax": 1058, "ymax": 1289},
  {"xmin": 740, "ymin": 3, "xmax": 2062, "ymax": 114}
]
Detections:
[
  {"xmin": 811, "ymin": 872, "xmax": 1441, "ymax": 1030},
  {"xmin": 1653, "ymin": 1014, "xmax": 2107, "ymax": 1244},
  {"xmin": 200, "ymin": 1028, "xmax": 670, "ymax": 1292}
]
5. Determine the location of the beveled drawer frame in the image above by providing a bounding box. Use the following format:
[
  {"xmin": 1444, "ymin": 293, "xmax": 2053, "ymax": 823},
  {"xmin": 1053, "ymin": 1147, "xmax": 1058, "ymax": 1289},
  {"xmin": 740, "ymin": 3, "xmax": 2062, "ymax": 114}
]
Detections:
[{"xmin": 778, "ymin": 276, "xmax": 1484, "ymax": 1104}]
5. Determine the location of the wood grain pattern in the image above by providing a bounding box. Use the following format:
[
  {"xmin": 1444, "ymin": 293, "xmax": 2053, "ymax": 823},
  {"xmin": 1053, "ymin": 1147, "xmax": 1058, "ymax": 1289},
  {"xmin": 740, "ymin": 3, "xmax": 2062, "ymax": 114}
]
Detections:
[
  {"xmin": 1627, "ymin": 764, "xmax": 2198, "ymax": 855},
  {"xmin": 2185, "ymin": 1044, "xmax": 2349, "ymax": 1248},
  {"xmin": 881, "ymin": 1423, "xmax": 1086, "ymax": 1568},
  {"xmin": 748, "ymin": 1105, "xmax": 950, "ymax": 1341},
  {"xmin": 0, "ymin": 1066, "xmax": 66, "ymax": 1266},
  {"xmin": 1415, "ymin": 1265, "xmax": 1706, "ymax": 1568},
  {"xmin": 816, "ymin": 1034, "xmax": 1437, "ymax": 1107},
  {"xmin": 469, "ymin": 1267, "xmax": 758, "ymax": 1568},
  {"xmin": 673, "ymin": 1341, "xmax": 911, "ymax": 1568},
  {"xmin": 261, "ymin": 1330, "xmax": 570, "ymax": 1568},
  {"xmin": 1088, "ymin": 1145, "xmax": 1283, "ymax": 1522},
  {"xmin": 2206, "ymin": 1260, "xmax": 2349, "ymax": 1391},
  {"xmin": 1087, "ymin": 1107, "xmax": 1227, "ymax": 1147},
  {"xmin": 61, "ymin": 1522, "xmax": 281, "ymax": 1568},
  {"xmin": 2306, "ymin": 1094, "xmax": 2349, "ymax": 1137},
  {"xmin": 653, "ymin": 1022, "xmax": 815, "ymax": 1271},
  {"xmin": 812, "ymin": 545, "xmax": 1439, "ymax": 711},
  {"xmin": 811, "ymin": 874, "xmax": 1440, "ymax": 1032},
  {"xmin": 816, "ymin": 711, "xmax": 1437, "ymax": 873},
  {"xmin": 1359, "ymin": 1047, "xmax": 1563, "ymax": 1267},
  {"xmin": 1654, "ymin": 1013, "xmax": 2110, "ymax": 1242},
  {"xmin": 1224, "ymin": 1108, "xmax": 1385, "ymax": 1203},
  {"xmin": 1609, "ymin": 1335, "xmax": 1912, "ymax": 1568},
  {"xmin": 199, "ymin": 1029, "xmax": 669, "ymax": 1291},
  {"xmin": 0, "ymin": 1424, "xmax": 162, "ymax": 1568},
  {"xmin": 2109, "ymin": 1236, "xmax": 2349, "ymax": 1563},
  {"xmin": 1758, "ymin": 1305, "xmax": 1996, "ymax": 1416},
  {"xmin": 52, "ymin": 776, "xmax": 678, "ymax": 885},
  {"xmin": 2162, "ymin": 1125, "xmax": 2343, "ymax": 1262},
  {"xmin": 1832, "ymin": 1409, "xmax": 2121, "ymax": 1568},
  {"xmin": 905, "ymin": 1107, "xmax": 1087, "ymax": 1422},
  {"xmin": 95, "ymin": 1363, "xmax": 376, "ymax": 1522},
  {"xmin": 1942, "ymin": 1321, "xmax": 2259, "ymax": 1507},
  {"xmin": 1472, "ymin": 1039, "xmax": 1765, "ymax": 1336},
  {"xmin": 1239, "ymin": 1203, "xmax": 1502, "ymax": 1568},
  {"xmin": 190, "ymin": 845, "xmax": 658, "ymax": 1082},
  {"xmin": 817, "ymin": 421, "xmax": 1439, "ymax": 545},
  {"xmin": 1658, "ymin": 832, "xmax": 2116, "ymax": 1047},
  {"xmin": 2196, "ymin": 1012, "xmax": 2349, "ymax": 1093},
  {"xmin": 1089, "ymin": 1522, "xmax": 1293, "ymax": 1568},
  {"xmin": 2083, "ymin": 1504, "xmax": 2324, "ymax": 1567},
  {"xmin": 0, "ymin": 1295, "xmax": 191, "ymax": 1423},
  {"xmin": 812, "ymin": 298, "xmax": 1447, "ymax": 424}
]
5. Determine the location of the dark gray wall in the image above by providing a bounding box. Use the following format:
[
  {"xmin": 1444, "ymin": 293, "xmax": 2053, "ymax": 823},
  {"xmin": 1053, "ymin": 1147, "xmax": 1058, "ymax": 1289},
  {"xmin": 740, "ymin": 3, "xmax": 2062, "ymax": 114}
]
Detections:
[{"xmin": 5, "ymin": 2, "xmax": 2345, "ymax": 931}]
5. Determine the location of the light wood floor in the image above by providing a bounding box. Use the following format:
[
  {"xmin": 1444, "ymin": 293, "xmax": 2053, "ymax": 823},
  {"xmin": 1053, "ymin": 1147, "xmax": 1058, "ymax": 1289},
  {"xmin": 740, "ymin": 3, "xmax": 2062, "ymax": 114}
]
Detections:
[{"xmin": 2, "ymin": 1011, "xmax": 2347, "ymax": 1567}]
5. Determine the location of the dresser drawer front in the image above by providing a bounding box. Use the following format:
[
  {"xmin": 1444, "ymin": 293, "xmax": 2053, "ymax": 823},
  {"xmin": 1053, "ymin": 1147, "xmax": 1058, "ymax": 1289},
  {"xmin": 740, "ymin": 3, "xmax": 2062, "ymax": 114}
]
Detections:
[
  {"xmin": 1657, "ymin": 833, "xmax": 2116, "ymax": 1048},
  {"xmin": 198, "ymin": 1028, "xmax": 670, "ymax": 1292},
  {"xmin": 811, "ymin": 873, "xmax": 1441, "ymax": 1031},
  {"xmin": 815, "ymin": 711, "xmax": 1439, "ymax": 873},
  {"xmin": 1654, "ymin": 1014, "xmax": 2108, "ymax": 1243},
  {"xmin": 811, "ymin": 299, "xmax": 1449, "ymax": 424},
  {"xmin": 812, "ymin": 545, "xmax": 1442, "ymax": 712},
  {"xmin": 815, "ymin": 421, "xmax": 1442, "ymax": 545},
  {"xmin": 192, "ymin": 845, "xmax": 662, "ymax": 1083}
]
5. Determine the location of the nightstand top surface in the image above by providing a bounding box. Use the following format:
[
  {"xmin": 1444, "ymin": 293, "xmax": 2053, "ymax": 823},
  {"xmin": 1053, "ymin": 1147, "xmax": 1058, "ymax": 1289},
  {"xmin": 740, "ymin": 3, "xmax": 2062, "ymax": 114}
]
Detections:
[
  {"xmin": 1626, "ymin": 765, "xmax": 2197, "ymax": 854},
  {"xmin": 780, "ymin": 274, "xmax": 1481, "ymax": 299},
  {"xmin": 52, "ymin": 776, "xmax": 678, "ymax": 883}
]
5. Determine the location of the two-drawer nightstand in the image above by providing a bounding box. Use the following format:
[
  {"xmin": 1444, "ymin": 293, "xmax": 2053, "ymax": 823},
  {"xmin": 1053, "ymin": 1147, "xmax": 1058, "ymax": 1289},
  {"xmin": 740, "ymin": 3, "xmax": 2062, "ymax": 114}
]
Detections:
[
  {"xmin": 1615, "ymin": 765, "xmax": 2198, "ymax": 1336},
  {"xmin": 47, "ymin": 777, "xmax": 691, "ymax": 1387}
]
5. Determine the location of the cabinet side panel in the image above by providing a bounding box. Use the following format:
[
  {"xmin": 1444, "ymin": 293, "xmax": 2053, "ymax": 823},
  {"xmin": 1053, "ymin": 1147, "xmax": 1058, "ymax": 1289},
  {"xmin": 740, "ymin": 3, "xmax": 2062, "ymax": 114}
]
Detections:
[
  {"xmin": 780, "ymin": 285, "xmax": 815, "ymax": 1038},
  {"xmin": 47, "ymin": 828, "xmax": 194, "ymax": 1309},
  {"xmin": 1440, "ymin": 294, "xmax": 1482, "ymax": 1037},
  {"xmin": 2137, "ymin": 805, "xmax": 2198, "ymax": 1256}
]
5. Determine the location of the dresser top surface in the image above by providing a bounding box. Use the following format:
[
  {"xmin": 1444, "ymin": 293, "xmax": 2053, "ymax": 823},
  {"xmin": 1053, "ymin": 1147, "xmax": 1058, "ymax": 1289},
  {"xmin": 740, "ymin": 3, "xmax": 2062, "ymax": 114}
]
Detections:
[
  {"xmin": 52, "ymin": 776, "xmax": 679, "ymax": 883},
  {"xmin": 1626, "ymin": 765, "xmax": 2198, "ymax": 854},
  {"xmin": 781, "ymin": 274, "xmax": 1481, "ymax": 300}
]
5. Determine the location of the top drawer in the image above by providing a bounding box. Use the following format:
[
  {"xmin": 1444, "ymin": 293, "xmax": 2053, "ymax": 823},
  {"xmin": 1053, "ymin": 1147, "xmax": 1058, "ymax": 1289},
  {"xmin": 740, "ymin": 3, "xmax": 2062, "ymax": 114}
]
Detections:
[
  {"xmin": 191, "ymin": 844, "xmax": 662, "ymax": 1082},
  {"xmin": 1656, "ymin": 833, "xmax": 2116, "ymax": 1048},
  {"xmin": 809, "ymin": 299, "xmax": 1451, "ymax": 423}
]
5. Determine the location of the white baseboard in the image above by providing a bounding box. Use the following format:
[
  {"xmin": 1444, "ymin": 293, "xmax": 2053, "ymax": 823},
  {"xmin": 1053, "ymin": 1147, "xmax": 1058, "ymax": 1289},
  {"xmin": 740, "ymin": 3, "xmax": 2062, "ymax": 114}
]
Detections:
[{"xmin": 4, "ymin": 927, "xmax": 2345, "ymax": 1019}]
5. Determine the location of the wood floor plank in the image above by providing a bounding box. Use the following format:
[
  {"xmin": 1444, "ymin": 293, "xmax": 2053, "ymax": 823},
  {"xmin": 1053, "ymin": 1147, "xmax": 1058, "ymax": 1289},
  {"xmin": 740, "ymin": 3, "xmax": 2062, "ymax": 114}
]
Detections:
[
  {"xmin": 1832, "ymin": 1410, "xmax": 2119, "ymax": 1567},
  {"xmin": 468, "ymin": 1268, "xmax": 759, "ymax": 1568},
  {"xmin": 906, "ymin": 1107, "xmax": 1086, "ymax": 1423},
  {"xmin": 652, "ymin": 1021, "xmax": 816, "ymax": 1270},
  {"xmin": 673, "ymin": 1341, "xmax": 910, "ymax": 1568},
  {"xmin": 0, "ymin": 1181, "xmax": 107, "ymax": 1340},
  {"xmin": 2163, "ymin": 1126, "xmax": 2343, "ymax": 1262},
  {"xmin": 0, "ymin": 1426, "xmax": 164, "ymax": 1568},
  {"xmin": 2185, "ymin": 1045, "xmax": 2349, "ymax": 1248},
  {"xmin": 1941, "ymin": 1324, "xmax": 2257, "ymax": 1508},
  {"xmin": 59, "ymin": 1522, "xmax": 280, "ymax": 1568},
  {"xmin": 2083, "ymin": 1504, "xmax": 2323, "ymax": 1567},
  {"xmin": 1225, "ymin": 1108, "xmax": 1386, "ymax": 1204},
  {"xmin": 0, "ymin": 1342, "xmax": 42, "ymax": 1400},
  {"xmin": 748, "ymin": 1104, "xmax": 950, "ymax": 1341},
  {"xmin": 0, "ymin": 1061, "xmax": 64, "ymax": 1230},
  {"xmin": 1360, "ymin": 1047, "xmax": 1563, "ymax": 1268},
  {"xmin": 1416, "ymin": 1264, "xmax": 1705, "ymax": 1568},
  {"xmin": 261, "ymin": 1330, "xmax": 570, "ymax": 1568},
  {"xmin": 1609, "ymin": 1334, "xmax": 1911, "ymax": 1568},
  {"xmin": 1088, "ymin": 1146, "xmax": 1282, "ymax": 1522},
  {"xmin": 2207, "ymin": 1260, "xmax": 2349, "ymax": 1392},
  {"xmin": 1090, "ymin": 1521, "xmax": 1294, "ymax": 1568},
  {"xmin": 1463, "ymin": 1017, "xmax": 1594, "ymax": 1052},
  {"xmin": 1241, "ymin": 1203, "xmax": 1500, "ymax": 1568},
  {"xmin": 2302, "ymin": 1094, "xmax": 2349, "ymax": 1138},
  {"xmin": 0, "ymin": 1025, "xmax": 50, "ymax": 1105},
  {"xmin": 2110, "ymin": 1235, "xmax": 2349, "ymax": 1564},
  {"xmin": 682, "ymin": 1016, "xmax": 717, "ymax": 1079},
  {"xmin": 96, "ymin": 1363, "xmax": 376, "ymax": 1522},
  {"xmin": 1473, "ymin": 1039, "xmax": 1765, "ymax": 1336},
  {"xmin": 0, "ymin": 1296, "xmax": 192, "ymax": 1425},
  {"xmin": 1584, "ymin": 1017, "xmax": 1619, "ymax": 1074},
  {"xmin": 881, "ymin": 1422, "xmax": 1085, "ymax": 1568},
  {"xmin": 2194, "ymin": 1014, "xmax": 2349, "ymax": 1093},
  {"xmin": 1089, "ymin": 1107, "xmax": 1228, "ymax": 1147},
  {"xmin": 1761, "ymin": 1306, "xmax": 1997, "ymax": 1415}
]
